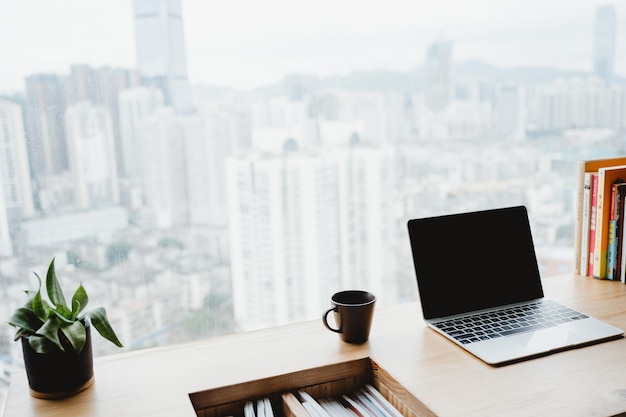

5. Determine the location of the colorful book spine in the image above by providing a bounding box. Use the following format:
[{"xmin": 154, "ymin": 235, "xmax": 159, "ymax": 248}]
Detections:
[
  {"xmin": 615, "ymin": 184, "xmax": 626, "ymax": 280},
  {"xmin": 593, "ymin": 166, "xmax": 626, "ymax": 279},
  {"xmin": 588, "ymin": 173, "xmax": 598, "ymax": 276},
  {"xmin": 621, "ymin": 189, "xmax": 626, "ymax": 282},
  {"xmin": 607, "ymin": 182, "xmax": 624, "ymax": 280},
  {"xmin": 575, "ymin": 157, "xmax": 626, "ymax": 275}
]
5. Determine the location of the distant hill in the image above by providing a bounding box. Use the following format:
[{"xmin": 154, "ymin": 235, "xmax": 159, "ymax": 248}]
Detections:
[
  {"xmin": 309, "ymin": 60, "xmax": 626, "ymax": 93},
  {"xmin": 454, "ymin": 59, "xmax": 592, "ymax": 83},
  {"xmin": 195, "ymin": 59, "xmax": 625, "ymax": 95}
]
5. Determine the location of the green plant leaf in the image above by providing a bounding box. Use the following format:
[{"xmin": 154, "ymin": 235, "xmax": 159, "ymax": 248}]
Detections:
[
  {"xmin": 71, "ymin": 300, "xmax": 82, "ymax": 321},
  {"xmin": 45, "ymin": 258, "xmax": 67, "ymax": 308},
  {"xmin": 51, "ymin": 308, "xmax": 75, "ymax": 325},
  {"xmin": 55, "ymin": 303, "xmax": 73, "ymax": 321},
  {"xmin": 60, "ymin": 321, "xmax": 86, "ymax": 354},
  {"xmin": 36, "ymin": 316, "xmax": 64, "ymax": 352},
  {"xmin": 32, "ymin": 288, "xmax": 53, "ymax": 322},
  {"xmin": 82, "ymin": 307, "xmax": 123, "ymax": 348},
  {"xmin": 71, "ymin": 283, "xmax": 88, "ymax": 320},
  {"xmin": 8, "ymin": 307, "xmax": 43, "ymax": 334},
  {"xmin": 28, "ymin": 335, "xmax": 54, "ymax": 354},
  {"xmin": 13, "ymin": 327, "xmax": 28, "ymax": 341},
  {"xmin": 32, "ymin": 287, "xmax": 45, "ymax": 321}
]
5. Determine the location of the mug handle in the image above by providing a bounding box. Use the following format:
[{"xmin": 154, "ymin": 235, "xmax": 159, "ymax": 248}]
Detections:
[{"xmin": 322, "ymin": 307, "xmax": 341, "ymax": 333}]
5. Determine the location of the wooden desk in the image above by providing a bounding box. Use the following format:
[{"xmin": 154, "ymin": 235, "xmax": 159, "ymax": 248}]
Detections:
[{"xmin": 6, "ymin": 274, "xmax": 626, "ymax": 417}]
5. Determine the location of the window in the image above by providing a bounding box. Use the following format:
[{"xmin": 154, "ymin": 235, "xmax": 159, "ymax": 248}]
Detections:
[{"xmin": 0, "ymin": 1, "xmax": 625, "ymax": 411}]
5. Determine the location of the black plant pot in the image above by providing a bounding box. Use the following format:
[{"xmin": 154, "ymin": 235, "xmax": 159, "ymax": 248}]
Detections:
[{"xmin": 21, "ymin": 322, "xmax": 94, "ymax": 399}]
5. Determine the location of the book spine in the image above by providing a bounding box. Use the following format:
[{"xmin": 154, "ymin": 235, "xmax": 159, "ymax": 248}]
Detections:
[
  {"xmin": 593, "ymin": 169, "xmax": 605, "ymax": 278},
  {"xmin": 580, "ymin": 172, "xmax": 592, "ymax": 276},
  {"xmin": 608, "ymin": 183, "xmax": 619, "ymax": 280},
  {"xmin": 616, "ymin": 184, "xmax": 626, "ymax": 280},
  {"xmin": 589, "ymin": 174, "xmax": 599, "ymax": 276},
  {"xmin": 593, "ymin": 171, "xmax": 622, "ymax": 279},
  {"xmin": 621, "ymin": 189, "xmax": 626, "ymax": 283}
]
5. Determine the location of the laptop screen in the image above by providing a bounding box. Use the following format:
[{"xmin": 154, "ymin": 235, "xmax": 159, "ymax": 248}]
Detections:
[{"xmin": 407, "ymin": 206, "xmax": 544, "ymax": 320}]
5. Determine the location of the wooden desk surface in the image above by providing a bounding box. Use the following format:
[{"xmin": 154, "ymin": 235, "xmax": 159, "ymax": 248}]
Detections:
[{"xmin": 6, "ymin": 274, "xmax": 626, "ymax": 417}]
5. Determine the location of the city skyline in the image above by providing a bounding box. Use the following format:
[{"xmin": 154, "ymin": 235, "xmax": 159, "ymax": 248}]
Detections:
[{"xmin": 0, "ymin": 1, "xmax": 624, "ymax": 93}]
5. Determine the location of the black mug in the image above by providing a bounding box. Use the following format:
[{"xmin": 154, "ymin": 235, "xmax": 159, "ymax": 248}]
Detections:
[{"xmin": 322, "ymin": 290, "xmax": 376, "ymax": 344}]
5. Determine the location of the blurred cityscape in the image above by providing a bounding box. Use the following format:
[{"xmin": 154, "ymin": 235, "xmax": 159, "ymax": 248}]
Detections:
[{"xmin": 0, "ymin": 1, "xmax": 625, "ymax": 411}]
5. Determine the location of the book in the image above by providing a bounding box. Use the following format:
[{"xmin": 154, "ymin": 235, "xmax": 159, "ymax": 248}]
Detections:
[
  {"xmin": 614, "ymin": 184, "xmax": 626, "ymax": 280},
  {"xmin": 575, "ymin": 156, "xmax": 626, "ymax": 275},
  {"xmin": 607, "ymin": 181, "xmax": 625, "ymax": 279},
  {"xmin": 618, "ymin": 192, "xmax": 626, "ymax": 284},
  {"xmin": 593, "ymin": 165, "xmax": 626, "ymax": 279},
  {"xmin": 588, "ymin": 173, "xmax": 599, "ymax": 276},
  {"xmin": 295, "ymin": 385, "xmax": 404, "ymax": 417},
  {"xmin": 580, "ymin": 172, "xmax": 593, "ymax": 275}
]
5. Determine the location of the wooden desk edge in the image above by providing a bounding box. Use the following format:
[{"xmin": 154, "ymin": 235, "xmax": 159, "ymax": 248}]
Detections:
[{"xmin": 6, "ymin": 273, "xmax": 626, "ymax": 417}]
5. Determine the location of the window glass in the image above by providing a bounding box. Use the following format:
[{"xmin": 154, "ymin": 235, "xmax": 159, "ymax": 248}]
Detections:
[{"xmin": 0, "ymin": 0, "xmax": 624, "ymax": 410}]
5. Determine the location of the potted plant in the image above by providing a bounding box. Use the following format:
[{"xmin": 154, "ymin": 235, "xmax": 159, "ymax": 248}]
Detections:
[{"xmin": 7, "ymin": 258, "xmax": 123, "ymax": 399}]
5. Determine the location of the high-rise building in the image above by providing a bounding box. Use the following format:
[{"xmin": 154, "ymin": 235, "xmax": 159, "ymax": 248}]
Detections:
[
  {"xmin": 118, "ymin": 87, "xmax": 164, "ymax": 180},
  {"xmin": 0, "ymin": 100, "xmax": 35, "ymax": 250},
  {"xmin": 607, "ymin": 85, "xmax": 626, "ymax": 129},
  {"xmin": 0, "ymin": 184, "xmax": 11, "ymax": 257},
  {"xmin": 139, "ymin": 109, "xmax": 235, "ymax": 228},
  {"xmin": 227, "ymin": 139, "xmax": 396, "ymax": 331},
  {"xmin": 0, "ymin": 100, "xmax": 36, "ymax": 221},
  {"xmin": 24, "ymin": 74, "xmax": 68, "ymax": 178},
  {"xmin": 0, "ymin": 101, "xmax": 34, "ymax": 256},
  {"xmin": 131, "ymin": 0, "xmax": 191, "ymax": 114},
  {"xmin": 494, "ymin": 84, "xmax": 526, "ymax": 140},
  {"xmin": 425, "ymin": 40, "xmax": 454, "ymax": 112},
  {"xmin": 65, "ymin": 102, "xmax": 120, "ymax": 209},
  {"xmin": 529, "ymin": 77, "xmax": 612, "ymax": 132},
  {"xmin": 0, "ymin": 100, "xmax": 35, "ymax": 255},
  {"xmin": 69, "ymin": 65, "xmax": 98, "ymax": 104},
  {"xmin": 93, "ymin": 66, "xmax": 141, "ymax": 178},
  {"xmin": 67, "ymin": 65, "xmax": 140, "ymax": 179},
  {"xmin": 593, "ymin": 4, "xmax": 616, "ymax": 85}
]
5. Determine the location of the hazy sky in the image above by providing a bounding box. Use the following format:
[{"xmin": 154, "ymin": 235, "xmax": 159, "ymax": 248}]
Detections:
[{"xmin": 1, "ymin": 0, "xmax": 625, "ymax": 93}]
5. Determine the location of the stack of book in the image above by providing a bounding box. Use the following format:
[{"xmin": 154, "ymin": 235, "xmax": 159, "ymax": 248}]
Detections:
[
  {"xmin": 575, "ymin": 156, "xmax": 626, "ymax": 280},
  {"xmin": 242, "ymin": 398, "xmax": 275, "ymax": 417},
  {"xmin": 294, "ymin": 385, "xmax": 403, "ymax": 417}
]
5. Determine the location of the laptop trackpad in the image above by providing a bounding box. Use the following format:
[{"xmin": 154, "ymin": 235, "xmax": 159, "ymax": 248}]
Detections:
[{"xmin": 509, "ymin": 327, "xmax": 585, "ymax": 353}]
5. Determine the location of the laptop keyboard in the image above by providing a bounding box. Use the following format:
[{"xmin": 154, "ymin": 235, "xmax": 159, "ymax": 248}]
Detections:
[{"xmin": 433, "ymin": 300, "xmax": 589, "ymax": 345}]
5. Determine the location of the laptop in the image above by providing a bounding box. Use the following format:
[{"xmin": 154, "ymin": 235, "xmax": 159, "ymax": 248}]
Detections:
[{"xmin": 407, "ymin": 205, "xmax": 624, "ymax": 366}]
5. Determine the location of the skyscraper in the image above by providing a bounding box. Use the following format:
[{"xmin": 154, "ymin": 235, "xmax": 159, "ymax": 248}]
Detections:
[
  {"xmin": 24, "ymin": 74, "xmax": 68, "ymax": 178},
  {"xmin": 65, "ymin": 102, "xmax": 120, "ymax": 209},
  {"xmin": 131, "ymin": 0, "xmax": 192, "ymax": 113},
  {"xmin": 139, "ymin": 109, "xmax": 235, "ymax": 228},
  {"xmin": 494, "ymin": 84, "xmax": 526, "ymax": 140},
  {"xmin": 118, "ymin": 87, "xmax": 164, "ymax": 180},
  {"xmin": 0, "ymin": 185, "xmax": 11, "ymax": 257},
  {"xmin": 425, "ymin": 40, "xmax": 453, "ymax": 112},
  {"xmin": 0, "ymin": 100, "xmax": 35, "ymax": 255},
  {"xmin": 0, "ymin": 100, "xmax": 35, "ymax": 216},
  {"xmin": 593, "ymin": 4, "xmax": 616, "ymax": 85}
]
